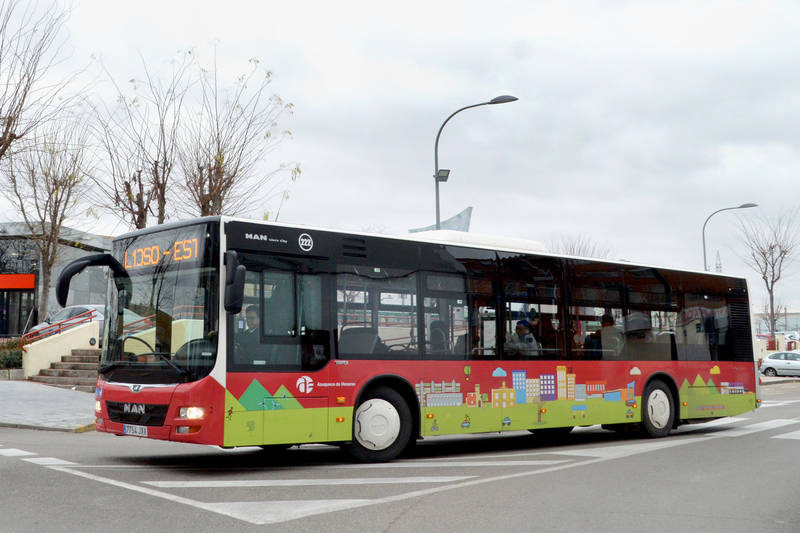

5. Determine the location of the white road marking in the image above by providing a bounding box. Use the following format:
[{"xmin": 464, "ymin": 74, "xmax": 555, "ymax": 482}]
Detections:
[
  {"xmin": 707, "ymin": 419, "xmax": 799, "ymax": 437},
  {"xmin": 203, "ymin": 500, "xmax": 374, "ymax": 524},
  {"xmin": 772, "ymin": 430, "xmax": 800, "ymax": 440},
  {"xmin": 335, "ymin": 459, "xmax": 570, "ymax": 469},
  {"xmin": 39, "ymin": 419, "xmax": 797, "ymax": 526},
  {"xmin": 673, "ymin": 417, "xmax": 748, "ymax": 433},
  {"xmin": 0, "ymin": 448, "xmax": 36, "ymax": 457},
  {"xmin": 23, "ymin": 457, "xmax": 76, "ymax": 466},
  {"xmin": 550, "ymin": 437, "xmax": 715, "ymax": 459},
  {"xmin": 144, "ymin": 476, "xmax": 475, "ymax": 488},
  {"xmin": 760, "ymin": 400, "xmax": 800, "ymax": 408}
]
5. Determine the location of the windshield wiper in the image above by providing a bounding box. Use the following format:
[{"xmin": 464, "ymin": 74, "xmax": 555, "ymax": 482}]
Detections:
[{"xmin": 148, "ymin": 351, "xmax": 187, "ymax": 376}]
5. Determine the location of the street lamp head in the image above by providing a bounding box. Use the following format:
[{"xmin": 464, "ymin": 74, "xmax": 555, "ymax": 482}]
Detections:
[
  {"xmin": 436, "ymin": 169, "xmax": 450, "ymax": 182},
  {"xmin": 738, "ymin": 203, "xmax": 758, "ymax": 209},
  {"xmin": 488, "ymin": 95, "xmax": 518, "ymax": 105}
]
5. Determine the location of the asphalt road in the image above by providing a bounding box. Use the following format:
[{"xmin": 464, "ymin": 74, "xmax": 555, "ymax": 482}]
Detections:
[{"xmin": 1, "ymin": 383, "xmax": 799, "ymax": 533}]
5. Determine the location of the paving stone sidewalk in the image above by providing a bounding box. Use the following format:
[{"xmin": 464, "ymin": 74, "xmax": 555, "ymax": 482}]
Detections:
[{"xmin": 0, "ymin": 380, "xmax": 95, "ymax": 432}]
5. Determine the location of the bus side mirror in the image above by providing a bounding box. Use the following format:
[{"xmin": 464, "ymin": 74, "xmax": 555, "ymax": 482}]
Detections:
[
  {"xmin": 57, "ymin": 253, "xmax": 130, "ymax": 308},
  {"xmin": 224, "ymin": 251, "xmax": 247, "ymax": 314}
]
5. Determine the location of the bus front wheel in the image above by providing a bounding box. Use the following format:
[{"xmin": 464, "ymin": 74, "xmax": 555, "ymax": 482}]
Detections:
[
  {"xmin": 641, "ymin": 380, "xmax": 674, "ymax": 438},
  {"xmin": 342, "ymin": 387, "xmax": 412, "ymax": 463}
]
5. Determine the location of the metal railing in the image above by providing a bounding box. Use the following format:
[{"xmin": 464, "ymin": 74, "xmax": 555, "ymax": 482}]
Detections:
[{"xmin": 20, "ymin": 308, "xmax": 99, "ymax": 352}]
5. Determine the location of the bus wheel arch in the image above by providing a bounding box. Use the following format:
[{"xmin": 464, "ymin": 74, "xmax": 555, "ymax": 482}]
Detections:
[
  {"xmin": 641, "ymin": 373, "xmax": 680, "ymax": 437},
  {"xmin": 344, "ymin": 376, "xmax": 419, "ymax": 462}
]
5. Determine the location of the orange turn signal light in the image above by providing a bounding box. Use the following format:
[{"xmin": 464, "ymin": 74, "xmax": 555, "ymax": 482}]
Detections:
[
  {"xmin": 336, "ymin": 396, "xmax": 346, "ymax": 404},
  {"xmin": 682, "ymin": 401, "xmax": 688, "ymax": 407},
  {"xmin": 632, "ymin": 403, "xmax": 638, "ymax": 409},
  {"xmin": 426, "ymin": 413, "xmax": 434, "ymax": 419},
  {"xmin": 540, "ymin": 408, "xmax": 547, "ymax": 414},
  {"xmin": 335, "ymin": 417, "xmax": 345, "ymax": 423}
]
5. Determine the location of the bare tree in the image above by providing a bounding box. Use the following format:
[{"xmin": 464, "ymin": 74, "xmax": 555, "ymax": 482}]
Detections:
[
  {"xmin": 177, "ymin": 54, "xmax": 298, "ymax": 217},
  {"xmin": 758, "ymin": 301, "xmax": 787, "ymax": 335},
  {"xmin": 546, "ymin": 233, "xmax": 612, "ymax": 259},
  {"xmin": 0, "ymin": 0, "xmax": 72, "ymax": 161},
  {"xmin": 739, "ymin": 209, "xmax": 800, "ymax": 340},
  {"xmin": 92, "ymin": 52, "xmax": 192, "ymax": 229},
  {"xmin": 1, "ymin": 119, "xmax": 92, "ymax": 318}
]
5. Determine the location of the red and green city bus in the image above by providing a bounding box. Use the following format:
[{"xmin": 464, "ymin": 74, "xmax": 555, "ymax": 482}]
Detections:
[{"xmin": 56, "ymin": 217, "xmax": 760, "ymax": 462}]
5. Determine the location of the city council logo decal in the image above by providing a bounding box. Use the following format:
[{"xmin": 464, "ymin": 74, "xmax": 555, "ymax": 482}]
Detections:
[{"xmin": 296, "ymin": 375, "xmax": 314, "ymax": 394}]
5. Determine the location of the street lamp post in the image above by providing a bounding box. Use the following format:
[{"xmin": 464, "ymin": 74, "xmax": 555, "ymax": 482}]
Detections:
[
  {"xmin": 434, "ymin": 95, "xmax": 518, "ymax": 230},
  {"xmin": 702, "ymin": 202, "xmax": 758, "ymax": 271}
]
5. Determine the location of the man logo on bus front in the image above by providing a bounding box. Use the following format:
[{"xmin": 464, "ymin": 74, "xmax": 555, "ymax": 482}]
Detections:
[
  {"xmin": 296, "ymin": 375, "xmax": 314, "ymax": 394},
  {"xmin": 298, "ymin": 233, "xmax": 313, "ymax": 252}
]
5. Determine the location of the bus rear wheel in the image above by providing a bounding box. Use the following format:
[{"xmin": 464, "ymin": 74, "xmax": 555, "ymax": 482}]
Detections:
[
  {"xmin": 641, "ymin": 380, "xmax": 674, "ymax": 438},
  {"xmin": 342, "ymin": 387, "xmax": 412, "ymax": 463}
]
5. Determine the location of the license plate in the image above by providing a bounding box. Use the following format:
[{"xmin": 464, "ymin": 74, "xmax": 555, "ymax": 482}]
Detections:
[{"xmin": 123, "ymin": 424, "xmax": 148, "ymax": 437}]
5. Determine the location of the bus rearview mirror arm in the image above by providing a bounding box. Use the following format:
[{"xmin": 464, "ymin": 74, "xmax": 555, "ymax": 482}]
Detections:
[
  {"xmin": 56, "ymin": 253, "xmax": 131, "ymax": 308},
  {"xmin": 224, "ymin": 250, "xmax": 246, "ymax": 314}
]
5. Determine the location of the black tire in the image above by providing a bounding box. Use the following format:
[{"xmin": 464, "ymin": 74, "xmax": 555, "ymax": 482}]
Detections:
[
  {"xmin": 258, "ymin": 444, "xmax": 291, "ymax": 452},
  {"xmin": 601, "ymin": 423, "xmax": 637, "ymax": 433},
  {"xmin": 764, "ymin": 368, "xmax": 778, "ymax": 377},
  {"xmin": 529, "ymin": 426, "xmax": 574, "ymax": 441},
  {"xmin": 342, "ymin": 387, "xmax": 412, "ymax": 463},
  {"xmin": 641, "ymin": 380, "xmax": 675, "ymax": 438}
]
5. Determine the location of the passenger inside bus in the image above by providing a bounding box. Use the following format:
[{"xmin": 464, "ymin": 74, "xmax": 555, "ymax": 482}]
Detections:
[{"xmin": 505, "ymin": 320, "xmax": 541, "ymax": 359}]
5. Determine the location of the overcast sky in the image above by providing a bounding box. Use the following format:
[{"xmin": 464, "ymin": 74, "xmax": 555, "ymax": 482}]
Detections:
[{"xmin": 15, "ymin": 0, "xmax": 800, "ymax": 315}]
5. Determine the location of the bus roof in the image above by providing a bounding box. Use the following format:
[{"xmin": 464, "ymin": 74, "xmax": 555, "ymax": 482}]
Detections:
[{"xmin": 114, "ymin": 215, "xmax": 746, "ymax": 281}]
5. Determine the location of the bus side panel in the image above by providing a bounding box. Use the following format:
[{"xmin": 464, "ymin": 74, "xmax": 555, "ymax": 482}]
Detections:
[
  {"xmin": 224, "ymin": 371, "xmax": 339, "ymax": 447},
  {"xmin": 219, "ymin": 359, "xmax": 757, "ymax": 446}
]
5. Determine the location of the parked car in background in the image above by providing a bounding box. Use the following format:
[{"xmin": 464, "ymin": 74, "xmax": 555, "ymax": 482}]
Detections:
[
  {"xmin": 760, "ymin": 351, "xmax": 800, "ymax": 377},
  {"xmin": 27, "ymin": 304, "xmax": 105, "ymax": 341}
]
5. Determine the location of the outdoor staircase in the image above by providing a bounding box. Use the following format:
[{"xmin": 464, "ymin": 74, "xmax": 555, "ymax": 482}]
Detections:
[{"xmin": 29, "ymin": 348, "xmax": 101, "ymax": 393}]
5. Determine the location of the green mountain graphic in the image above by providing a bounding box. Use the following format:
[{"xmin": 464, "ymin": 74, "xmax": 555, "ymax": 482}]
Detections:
[
  {"xmin": 238, "ymin": 380, "xmax": 271, "ymax": 410},
  {"xmin": 236, "ymin": 380, "xmax": 304, "ymax": 411},
  {"xmin": 270, "ymin": 385, "xmax": 303, "ymax": 410}
]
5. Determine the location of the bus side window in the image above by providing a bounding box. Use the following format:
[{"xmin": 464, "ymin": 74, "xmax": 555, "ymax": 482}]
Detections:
[
  {"xmin": 336, "ymin": 267, "xmax": 418, "ymax": 358},
  {"xmin": 422, "ymin": 273, "xmax": 468, "ymax": 360}
]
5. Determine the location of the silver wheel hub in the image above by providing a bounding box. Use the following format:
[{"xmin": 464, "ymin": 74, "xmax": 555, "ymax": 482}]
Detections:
[
  {"xmin": 646, "ymin": 389, "xmax": 671, "ymax": 429},
  {"xmin": 353, "ymin": 398, "xmax": 400, "ymax": 451}
]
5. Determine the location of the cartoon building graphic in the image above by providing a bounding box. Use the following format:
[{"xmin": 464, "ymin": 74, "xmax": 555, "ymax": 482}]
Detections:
[
  {"xmin": 415, "ymin": 380, "xmax": 463, "ymax": 407},
  {"xmin": 556, "ymin": 366, "xmax": 567, "ymax": 399},
  {"xmin": 604, "ymin": 390, "xmax": 622, "ymax": 402},
  {"xmin": 540, "ymin": 374, "xmax": 557, "ymax": 401},
  {"xmin": 492, "ymin": 381, "xmax": 516, "ymax": 409},
  {"xmin": 512, "ymin": 370, "xmax": 527, "ymax": 404},
  {"xmin": 574, "ymin": 384, "xmax": 587, "ymax": 401},
  {"xmin": 425, "ymin": 392, "xmax": 463, "ymax": 407},
  {"xmin": 567, "ymin": 373, "xmax": 576, "ymax": 400},
  {"xmin": 586, "ymin": 381, "xmax": 606, "ymax": 398},
  {"xmin": 466, "ymin": 392, "xmax": 478, "ymax": 406},
  {"xmin": 720, "ymin": 382, "xmax": 745, "ymax": 394},
  {"xmin": 526, "ymin": 378, "xmax": 541, "ymax": 403}
]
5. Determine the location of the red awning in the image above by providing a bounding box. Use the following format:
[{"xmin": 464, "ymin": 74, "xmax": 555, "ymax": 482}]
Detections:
[{"xmin": 0, "ymin": 273, "xmax": 35, "ymax": 290}]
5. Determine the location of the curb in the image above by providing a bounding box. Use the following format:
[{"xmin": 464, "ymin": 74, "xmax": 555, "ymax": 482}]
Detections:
[
  {"xmin": 760, "ymin": 378, "xmax": 800, "ymax": 386},
  {"xmin": 0, "ymin": 421, "xmax": 95, "ymax": 433}
]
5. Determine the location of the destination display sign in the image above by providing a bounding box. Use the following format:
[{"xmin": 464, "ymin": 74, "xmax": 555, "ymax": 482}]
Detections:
[{"xmin": 116, "ymin": 225, "xmax": 208, "ymax": 271}]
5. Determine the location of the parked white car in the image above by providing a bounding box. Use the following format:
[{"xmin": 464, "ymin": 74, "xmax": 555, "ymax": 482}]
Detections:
[{"xmin": 760, "ymin": 351, "xmax": 800, "ymax": 377}]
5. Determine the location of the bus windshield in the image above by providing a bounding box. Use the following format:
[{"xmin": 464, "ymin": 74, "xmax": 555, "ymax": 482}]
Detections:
[{"xmin": 101, "ymin": 223, "xmax": 219, "ymax": 383}]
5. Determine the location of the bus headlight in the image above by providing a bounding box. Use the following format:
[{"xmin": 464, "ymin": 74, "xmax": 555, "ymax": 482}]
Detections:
[
  {"xmin": 95, "ymin": 400, "xmax": 102, "ymax": 413},
  {"xmin": 179, "ymin": 407, "xmax": 205, "ymax": 420}
]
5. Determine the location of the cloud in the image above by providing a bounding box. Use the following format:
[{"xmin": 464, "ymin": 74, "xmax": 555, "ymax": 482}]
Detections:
[
  {"xmin": 710, "ymin": 366, "xmax": 721, "ymax": 375},
  {"xmin": 629, "ymin": 366, "xmax": 642, "ymax": 376},
  {"xmin": 492, "ymin": 367, "xmax": 507, "ymax": 378}
]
